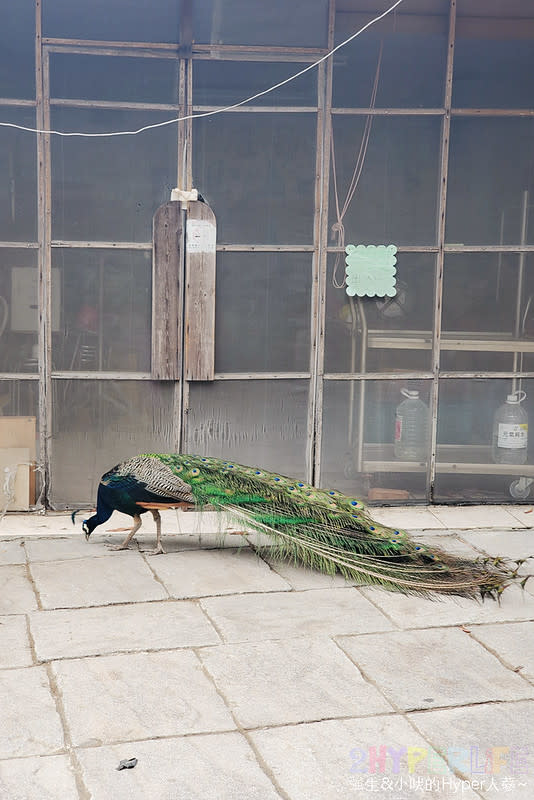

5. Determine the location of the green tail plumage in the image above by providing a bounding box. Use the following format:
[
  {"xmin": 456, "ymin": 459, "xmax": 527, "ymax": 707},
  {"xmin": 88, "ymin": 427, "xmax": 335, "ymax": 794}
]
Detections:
[{"xmin": 85, "ymin": 452, "xmax": 527, "ymax": 599}]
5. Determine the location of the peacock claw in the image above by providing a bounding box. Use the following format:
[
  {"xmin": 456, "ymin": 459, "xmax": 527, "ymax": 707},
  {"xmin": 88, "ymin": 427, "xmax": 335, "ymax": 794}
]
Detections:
[
  {"xmin": 107, "ymin": 543, "xmax": 130, "ymax": 551},
  {"xmin": 144, "ymin": 546, "xmax": 166, "ymax": 556}
]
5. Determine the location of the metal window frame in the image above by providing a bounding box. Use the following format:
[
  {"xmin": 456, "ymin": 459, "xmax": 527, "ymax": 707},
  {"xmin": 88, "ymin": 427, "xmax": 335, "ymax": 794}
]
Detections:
[{"xmin": 0, "ymin": 0, "xmax": 533, "ymax": 505}]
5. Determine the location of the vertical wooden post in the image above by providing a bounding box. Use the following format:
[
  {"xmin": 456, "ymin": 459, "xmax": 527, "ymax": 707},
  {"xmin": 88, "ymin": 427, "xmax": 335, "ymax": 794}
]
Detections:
[
  {"xmin": 152, "ymin": 202, "xmax": 184, "ymax": 381},
  {"xmin": 36, "ymin": 0, "xmax": 52, "ymax": 505},
  {"xmin": 184, "ymin": 200, "xmax": 216, "ymax": 381}
]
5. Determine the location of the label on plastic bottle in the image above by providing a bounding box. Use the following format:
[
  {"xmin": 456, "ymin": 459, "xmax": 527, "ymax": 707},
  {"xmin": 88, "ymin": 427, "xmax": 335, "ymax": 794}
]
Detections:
[
  {"xmin": 395, "ymin": 417, "xmax": 402, "ymax": 442},
  {"xmin": 497, "ymin": 423, "xmax": 528, "ymax": 449}
]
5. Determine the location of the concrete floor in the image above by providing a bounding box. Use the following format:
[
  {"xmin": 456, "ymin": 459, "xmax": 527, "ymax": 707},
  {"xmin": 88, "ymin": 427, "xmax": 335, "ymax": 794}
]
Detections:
[{"xmin": 0, "ymin": 505, "xmax": 533, "ymax": 799}]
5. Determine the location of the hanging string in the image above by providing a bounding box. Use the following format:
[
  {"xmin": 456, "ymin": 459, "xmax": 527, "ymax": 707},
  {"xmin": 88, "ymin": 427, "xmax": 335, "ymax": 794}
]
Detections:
[{"xmin": 331, "ymin": 40, "xmax": 383, "ymax": 289}]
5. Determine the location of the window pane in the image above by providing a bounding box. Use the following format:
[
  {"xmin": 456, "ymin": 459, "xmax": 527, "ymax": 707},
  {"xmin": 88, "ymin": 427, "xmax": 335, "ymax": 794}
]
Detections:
[
  {"xmin": 193, "ymin": 60, "xmax": 317, "ymax": 107},
  {"xmin": 321, "ymin": 379, "xmax": 430, "ymax": 501},
  {"xmin": 325, "ymin": 253, "xmax": 435, "ymax": 374},
  {"xmin": 51, "ymin": 380, "xmax": 175, "ymax": 505},
  {"xmin": 215, "ymin": 253, "xmax": 311, "ymax": 373},
  {"xmin": 0, "ymin": 109, "xmax": 37, "ymax": 241},
  {"xmin": 435, "ymin": 378, "xmax": 534, "ymax": 502},
  {"xmin": 0, "ymin": 249, "xmax": 38, "ymax": 373},
  {"xmin": 186, "ymin": 380, "xmax": 309, "ymax": 477},
  {"xmin": 454, "ymin": 7, "xmax": 534, "ymax": 108},
  {"xmin": 50, "ymin": 54, "xmax": 180, "ymax": 105},
  {"xmin": 441, "ymin": 253, "xmax": 534, "ymax": 373},
  {"xmin": 51, "ymin": 109, "xmax": 177, "ymax": 242},
  {"xmin": 0, "ymin": 0, "xmax": 34, "ymax": 99},
  {"xmin": 44, "ymin": 0, "xmax": 180, "ymax": 43},
  {"xmin": 193, "ymin": 113, "xmax": 316, "ymax": 245},
  {"xmin": 194, "ymin": 0, "xmax": 328, "ymax": 47},
  {"xmin": 447, "ymin": 119, "xmax": 534, "ymax": 246},
  {"xmin": 51, "ymin": 249, "xmax": 151, "ymax": 373},
  {"xmin": 333, "ymin": 6, "xmax": 447, "ymax": 108},
  {"xmin": 330, "ymin": 116, "xmax": 441, "ymax": 247}
]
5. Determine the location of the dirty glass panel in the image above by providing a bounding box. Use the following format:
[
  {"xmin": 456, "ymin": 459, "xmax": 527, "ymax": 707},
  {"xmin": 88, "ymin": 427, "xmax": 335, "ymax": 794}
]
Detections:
[
  {"xmin": 194, "ymin": 0, "xmax": 328, "ymax": 47},
  {"xmin": 454, "ymin": 6, "xmax": 534, "ymax": 108},
  {"xmin": 0, "ymin": 109, "xmax": 37, "ymax": 242},
  {"xmin": 50, "ymin": 380, "xmax": 175, "ymax": 505},
  {"xmin": 193, "ymin": 60, "xmax": 317, "ymax": 107},
  {"xmin": 0, "ymin": 379, "xmax": 39, "ymax": 509},
  {"xmin": 329, "ymin": 116, "xmax": 441, "ymax": 247},
  {"xmin": 325, "ymin": 253, "xmax": 435, "ymax": 374},
  {"xmin": 51, "ymin": 249, "xmax": 151, "ymax": 373},
  {"xmin": 434, "ymin": 378, "xmax": 534, "ymax": 503},
  {"xmin": 51, "ymin": 108, "xmax": 177, "ymax": 242},
  {"xmin": 44, "ymin": 0, "xmax": 180, "ymax": 43},
  {"xmin": 0, "ymin": 0, "xmax": 34, "ymax": 99},
  {"xmin": 321, "ymin": 379, "xmax": 431, "ymax": 501},
  {"xmin": 447, "ymin": 119, "xmax": 534, "ymax": 246},
  {"xmin": 194, "ymin": 113, "xmax": 316, "ymax": 245},
  {"xmin": 185, "ymin": 380, "xmax": 309, "ymax": 478},
  {"xmin": 0, "ymin": 249, "xmax": 39, "ymax": 373},
  {"xmin": 50, "ymin": 54, "xmax": 180, "ymax": 105},
  {"xmin": 333, "ymin": 5, "xmax": 447, "ymax": 108},
  {"xmin": 440, "ymin": 253, "xmax": 534, "ymax": 373},
  {"xmin": 215, "ymin": 253, "xmax": 311, "ymax": 373}
]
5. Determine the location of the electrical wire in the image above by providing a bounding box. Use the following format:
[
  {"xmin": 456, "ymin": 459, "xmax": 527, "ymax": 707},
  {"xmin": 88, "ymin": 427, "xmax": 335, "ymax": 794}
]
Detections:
[{"xmin": 0, "ymin": 0, "xmax": 404, "ymax": 138}]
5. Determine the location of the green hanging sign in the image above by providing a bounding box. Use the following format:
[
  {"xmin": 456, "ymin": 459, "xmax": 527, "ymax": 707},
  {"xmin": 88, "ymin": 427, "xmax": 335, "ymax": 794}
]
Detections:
[{"xmin": 345, "ymin": 244, "xmax": 398, "ymax": 298}]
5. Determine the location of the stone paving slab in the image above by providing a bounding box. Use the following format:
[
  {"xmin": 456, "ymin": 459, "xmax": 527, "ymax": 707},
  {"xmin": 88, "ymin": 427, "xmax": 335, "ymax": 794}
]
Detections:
[
  {"xmin": 199, "ymin": 636, "xmax": 392, "ymax": 728},
  {"xmin": 76, "ymin": 733, "xmax": 280, "ymax": 800},
  {"xmin": 368, "ymin": 507, "xmax": 447, "ymax": 530},
  {"xmin": 469, "ymin": 621, "xmax": 534, "ymax": 683},
  {"xmin": 149, "ymin": 548, "xmax": 290, "ymax": 599},
  {"xmin": 430, "ymin": 506, "xmax": 525, "ymax": 529},
  {"xmin": 0, "ymin": 565, "xmax": 37, "ymax": 613},
  {"xmin": 337, "ymin": 627, "xmax": 534, "ymax": 712},
  {"xmin": 30, "ymin": 600, "xmax": 220, "ymax": 661},
  {"xmin": 264, "ymin": 557, "xmax": 356, "ymax": 590},
  {"xmin": 0, "ymin": 614, "xmax": 33, "ymax": 667},
  {"xmin": 30, "ymin": 552, "xmax": 168, "ymax": 609},
  {"xmin": 457, "ymin": 529, "xmax": 534, "ymax": 567},
  {"xmin": 26, "ymin": 535, "xmax": 116, "ymax": 562},
  {"xmin": 52, "ymin": 650, "xmax": 235, "ymax": 746},
  {"xmin": 412, "ymin": 534, "xmax": 481, "ymax": 557},
  {"xmin": 0, "ymin": 538, "xmax": 26, "ymax": 564},
  {"xmin": 409, "ymin": 700, "xmax": 534, "ymax": 800},
  {"xmin": 0, "ymin": 666, "xmax": 65, "ymax": 758},
  {"xmin": 0, "ymin": 754, "xmax": 79, "ymax": 800},
  {"xmin": 360, "ymin": 584, "xmax": 534, "ymax": 629},
  {"xmin": 201, "ymin": 587, "xmax": 393, "ymax": 643},
  {"xmin": 250, "ymin": 715, "xmax": 480, "ymax": 800}
]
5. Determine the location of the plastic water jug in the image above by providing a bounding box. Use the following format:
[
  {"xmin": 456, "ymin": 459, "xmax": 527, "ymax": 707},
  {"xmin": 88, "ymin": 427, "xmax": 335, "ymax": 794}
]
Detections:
[
  {"xmin": 492, "ymin": 390, "xmax": 528, "ymax": 465},
  {"xmin": 394, "ymin": 388, "xmax": 429, "ymax": 461}
]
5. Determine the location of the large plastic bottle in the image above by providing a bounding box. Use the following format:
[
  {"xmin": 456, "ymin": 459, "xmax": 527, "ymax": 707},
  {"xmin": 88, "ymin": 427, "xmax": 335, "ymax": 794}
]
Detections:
[
  {"xmin": 492, "ymin": 390, "xmax": 528, "ymax": 465},
  {"xmin": 394, "ymin": 388, "xmax": 430, "ymax": 461}
]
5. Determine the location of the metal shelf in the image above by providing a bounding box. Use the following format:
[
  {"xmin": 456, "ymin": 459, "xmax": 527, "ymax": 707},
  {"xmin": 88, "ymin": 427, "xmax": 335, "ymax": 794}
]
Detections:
[{"xmin": 362, "ymin": 444, "xmax": 534, "ymax": 476}]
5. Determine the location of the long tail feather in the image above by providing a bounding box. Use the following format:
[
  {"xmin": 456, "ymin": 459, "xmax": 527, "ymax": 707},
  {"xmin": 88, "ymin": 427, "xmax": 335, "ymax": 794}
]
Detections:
[{"xmin": 145, "ymin": 453, "xmax": 526, "ymax": 599}]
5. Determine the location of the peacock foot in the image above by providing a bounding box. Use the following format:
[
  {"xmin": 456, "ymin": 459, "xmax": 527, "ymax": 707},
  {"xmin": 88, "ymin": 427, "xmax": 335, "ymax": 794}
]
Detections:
[
  {"xmin": 144, "ymin": 545, "xmax": 166, "ymax": 556},
  {"xmin": 107, "ymin": 543, "xmax": 132, "ymax": 551}
]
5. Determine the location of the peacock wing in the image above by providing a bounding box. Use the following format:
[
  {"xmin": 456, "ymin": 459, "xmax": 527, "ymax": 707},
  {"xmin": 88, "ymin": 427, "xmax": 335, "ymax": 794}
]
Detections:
[{"xmin": 104, "ymin": 456, "xmax": 194, "ymax": 503}]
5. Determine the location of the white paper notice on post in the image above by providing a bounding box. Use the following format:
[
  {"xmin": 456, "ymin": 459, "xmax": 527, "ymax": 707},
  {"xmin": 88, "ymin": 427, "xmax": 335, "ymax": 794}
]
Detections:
[{"xmin": 186, "ymin": 219, "xmax": 216, "ymax": 253}]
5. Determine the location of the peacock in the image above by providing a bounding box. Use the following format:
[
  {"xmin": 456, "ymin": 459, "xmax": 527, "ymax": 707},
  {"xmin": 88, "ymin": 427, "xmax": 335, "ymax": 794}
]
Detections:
[{"xmin": 76, "ymin": 453, "xmax": 526, "ymax": 599}]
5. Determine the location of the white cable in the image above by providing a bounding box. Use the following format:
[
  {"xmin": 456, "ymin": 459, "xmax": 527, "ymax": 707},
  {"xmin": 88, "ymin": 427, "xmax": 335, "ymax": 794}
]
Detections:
[{"xmin": 0, "ymin": 0, "xmax": 404, "ymax": 138}]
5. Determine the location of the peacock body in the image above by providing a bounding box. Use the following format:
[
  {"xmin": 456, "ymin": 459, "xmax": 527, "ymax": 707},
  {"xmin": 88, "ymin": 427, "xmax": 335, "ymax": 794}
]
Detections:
[{"xmin": 80, "ymin": 453, "xmax": 522, "ymax": 598}]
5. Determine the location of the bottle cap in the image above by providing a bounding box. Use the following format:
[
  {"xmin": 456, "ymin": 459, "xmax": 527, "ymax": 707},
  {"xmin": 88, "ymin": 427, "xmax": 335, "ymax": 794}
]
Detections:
[
  {"xmin": 401, "ymin": 388, "xmax": 419, "ymax": 399},
  {"xmin": 506, "ymin": 390, "xmax": 527, "ymax": 404}
]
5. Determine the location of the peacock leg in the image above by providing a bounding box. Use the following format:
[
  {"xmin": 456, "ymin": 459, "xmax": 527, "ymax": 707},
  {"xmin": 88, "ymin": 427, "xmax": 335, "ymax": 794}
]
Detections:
[
  {"xmin": 145, "ymin": 510, "xmax": 166, "ymax": 555},
  {"xmin": 108, "ymin": 513, "xmax": 143, "ymax": 551}
]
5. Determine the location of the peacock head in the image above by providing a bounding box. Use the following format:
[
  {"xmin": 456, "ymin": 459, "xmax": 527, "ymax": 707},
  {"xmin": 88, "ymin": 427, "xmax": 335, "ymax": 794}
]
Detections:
[{"xmin": 82, "ymin": 515, "xmax": 99, "ymax": 540}]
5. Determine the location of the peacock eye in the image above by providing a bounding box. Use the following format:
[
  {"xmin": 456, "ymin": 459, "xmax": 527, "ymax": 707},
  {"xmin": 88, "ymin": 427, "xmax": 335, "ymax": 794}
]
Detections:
[{"xmin": 190, "ymin": 468, "xmax": 200, "ymax": 476}]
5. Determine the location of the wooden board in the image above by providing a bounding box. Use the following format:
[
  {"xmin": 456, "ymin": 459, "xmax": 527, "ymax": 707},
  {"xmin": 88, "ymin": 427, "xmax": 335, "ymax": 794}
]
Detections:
[
  {"xmin": 0, "ymin": 448, "xmax": 30, "ymax": 511},
  {"xmin": 151, "ymin": 201, "xmax": 184, "ymax": 380},
  {"xmin": 0, "ymin": 417, "xmax": 36, "ymax": 459},
  {"xmin": 184, "ymin": 200, "xmax": 216, "ymax": 381}
]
